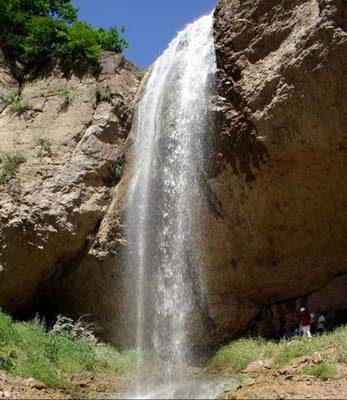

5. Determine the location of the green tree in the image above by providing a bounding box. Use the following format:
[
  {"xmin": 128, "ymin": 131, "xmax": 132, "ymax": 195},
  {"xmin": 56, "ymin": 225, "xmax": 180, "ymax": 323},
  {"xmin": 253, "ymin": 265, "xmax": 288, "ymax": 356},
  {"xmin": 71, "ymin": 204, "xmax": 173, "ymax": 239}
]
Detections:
[
  {"xmin": 0, "ymin": 0, "xmax": 128, "ymax": 72},
  {"xmin": 97, "ymin": 26, "xmax": 128, "ymax": 53},
  {"xmin": 21, "ymin": 16, "xmax": 67, "ymax": 68},
  {"xmin": 55, "ymin": 22, "xmax": 102, "ymax": 67}
]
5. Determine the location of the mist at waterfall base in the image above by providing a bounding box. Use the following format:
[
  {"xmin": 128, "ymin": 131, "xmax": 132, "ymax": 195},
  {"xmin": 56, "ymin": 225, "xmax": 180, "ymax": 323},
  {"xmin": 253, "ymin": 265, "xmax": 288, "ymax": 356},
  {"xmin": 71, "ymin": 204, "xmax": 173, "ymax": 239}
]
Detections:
[{"xmin": 120, "ymin": 13, "xmax": 230, "ymax": 399}]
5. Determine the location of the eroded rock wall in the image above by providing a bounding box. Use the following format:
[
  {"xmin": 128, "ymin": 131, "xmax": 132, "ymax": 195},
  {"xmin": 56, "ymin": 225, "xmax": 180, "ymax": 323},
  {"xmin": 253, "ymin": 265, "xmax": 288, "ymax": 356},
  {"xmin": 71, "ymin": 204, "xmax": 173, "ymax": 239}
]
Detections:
[
  {"xmin": 0, "ymin": 52, "xmax": 140, "ymax": 317},
  {"xmin": 209, "ymin": 0, "xmax": 347, "ymax": 339},
  {"xmin": 56, "ymin": 0, "xmax": 347, "ymax": 346}
]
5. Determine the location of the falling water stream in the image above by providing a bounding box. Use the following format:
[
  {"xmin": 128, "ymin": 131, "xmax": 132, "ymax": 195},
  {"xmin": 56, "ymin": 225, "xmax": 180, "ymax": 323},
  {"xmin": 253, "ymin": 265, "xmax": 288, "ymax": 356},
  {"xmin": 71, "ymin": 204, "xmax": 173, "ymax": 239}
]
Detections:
[{"xmin": 123, "ymin": 12, "xmax": 228, "ymax": 399}]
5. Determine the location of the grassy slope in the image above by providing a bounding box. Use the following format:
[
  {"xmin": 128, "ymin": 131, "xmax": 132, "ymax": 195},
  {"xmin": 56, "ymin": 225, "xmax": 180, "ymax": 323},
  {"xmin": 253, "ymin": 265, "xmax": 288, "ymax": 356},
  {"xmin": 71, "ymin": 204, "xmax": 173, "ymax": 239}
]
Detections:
[
  {"xmin": 3, "ymin": 308, "xmax": 347, "ymax": 391},
  {"xmin": 209, "ymin": 327, "xmax": 347, "ymax": 381},
  {"xmin": 0, "ymin": 311, "xmax": 137, "ymax": 388}
]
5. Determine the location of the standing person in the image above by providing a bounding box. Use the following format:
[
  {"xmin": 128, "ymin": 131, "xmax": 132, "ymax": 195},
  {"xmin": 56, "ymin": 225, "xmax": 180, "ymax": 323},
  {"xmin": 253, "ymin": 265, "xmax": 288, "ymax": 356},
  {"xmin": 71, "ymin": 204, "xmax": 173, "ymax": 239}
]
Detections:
[
  {"xmin": 299, "ymin": 307, "xmax": 312, "ymax": 338},
  {"xmin": 317, "ymin": 311, "xmax": 326, "ymax": 334},
  {"xmin": 279, "ymin": 320, "xmax": 290, "ymax": 342},
  {"xmin": 292, "ymin": 323, "xmax": 300, "ymax": 337},
  {"xmin": 310, "ymin": 311, "xmax": 316, "ymax": 334}
]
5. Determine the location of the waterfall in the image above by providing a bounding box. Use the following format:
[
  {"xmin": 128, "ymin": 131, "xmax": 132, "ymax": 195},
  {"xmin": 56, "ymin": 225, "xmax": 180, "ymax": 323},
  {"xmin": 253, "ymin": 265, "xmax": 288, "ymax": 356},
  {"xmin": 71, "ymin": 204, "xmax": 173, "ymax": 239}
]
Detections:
[{"xmin": 125, "ymin": 12, "xmax": 217, "ymax": 398}]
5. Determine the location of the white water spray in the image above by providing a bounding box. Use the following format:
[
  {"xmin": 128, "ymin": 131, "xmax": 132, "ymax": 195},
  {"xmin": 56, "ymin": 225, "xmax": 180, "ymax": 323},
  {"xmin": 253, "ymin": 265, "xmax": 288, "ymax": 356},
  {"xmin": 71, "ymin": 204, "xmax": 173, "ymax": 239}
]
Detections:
[{"xmin": 125, "ymin": 12, "xmax": 218, "ymax": 399}]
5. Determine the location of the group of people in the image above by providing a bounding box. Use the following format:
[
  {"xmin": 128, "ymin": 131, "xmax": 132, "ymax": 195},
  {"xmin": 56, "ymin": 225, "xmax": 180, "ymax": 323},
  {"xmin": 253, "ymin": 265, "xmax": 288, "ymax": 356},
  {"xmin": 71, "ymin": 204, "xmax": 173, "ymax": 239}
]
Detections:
[{"xmin": 279, "ymin": 307, "xmax": 326, "ymax": 341}]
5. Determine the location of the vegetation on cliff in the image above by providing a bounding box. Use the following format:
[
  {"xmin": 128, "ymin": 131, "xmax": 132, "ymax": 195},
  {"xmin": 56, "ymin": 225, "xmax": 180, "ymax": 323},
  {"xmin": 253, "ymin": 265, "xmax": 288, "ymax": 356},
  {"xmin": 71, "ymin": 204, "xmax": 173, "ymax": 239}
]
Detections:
[
  {"xmin": 0, "ymin": 311, "xmax": 136, "ymax": 388},
  {"xmin": 0, "ymin": 0, "xmax": 128, "ymax": 73}
]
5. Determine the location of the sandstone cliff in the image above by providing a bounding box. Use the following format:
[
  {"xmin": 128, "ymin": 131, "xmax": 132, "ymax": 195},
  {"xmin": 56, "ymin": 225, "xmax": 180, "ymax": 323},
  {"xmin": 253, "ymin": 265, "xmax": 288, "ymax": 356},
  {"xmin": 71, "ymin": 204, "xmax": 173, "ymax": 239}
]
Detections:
[
  {"xmin": 0, "ymin": 52, "xmax": 140, "ymax": 318},
  {"xmin": 211, "ymin": 0, "xmax": 347, "ymax": 338},
  {"xmin": 56, "ymin": 0, "xmax": 347, "ymax": 346}
]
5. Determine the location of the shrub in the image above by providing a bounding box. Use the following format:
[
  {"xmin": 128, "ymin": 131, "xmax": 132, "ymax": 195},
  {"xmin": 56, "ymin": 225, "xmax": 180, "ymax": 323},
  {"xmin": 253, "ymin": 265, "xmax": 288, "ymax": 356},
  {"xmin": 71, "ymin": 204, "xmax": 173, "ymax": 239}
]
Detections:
[
  {"xmin": 0, "ymin": 151, "xmax": 26, "ymax": 183},
  {"xmin": 52, "ymin": 315, "xmax": 97, "ymax": 343}
]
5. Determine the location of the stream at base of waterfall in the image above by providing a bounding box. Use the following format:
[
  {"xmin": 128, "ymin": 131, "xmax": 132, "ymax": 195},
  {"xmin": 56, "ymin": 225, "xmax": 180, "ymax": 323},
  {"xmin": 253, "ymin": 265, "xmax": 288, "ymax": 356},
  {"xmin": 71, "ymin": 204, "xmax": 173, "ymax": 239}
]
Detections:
[{"xmin": 123, "ymin": 376, "xmax": 232, "ymax": 400}]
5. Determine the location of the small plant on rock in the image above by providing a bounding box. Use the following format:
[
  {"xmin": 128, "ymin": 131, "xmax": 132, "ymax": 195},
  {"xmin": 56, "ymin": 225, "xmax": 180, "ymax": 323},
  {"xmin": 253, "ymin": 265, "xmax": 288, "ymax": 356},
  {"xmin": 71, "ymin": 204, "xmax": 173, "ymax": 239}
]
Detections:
[
  {"xmin": 8, "ymin": 96, "xmax": 31, "ymax": 115},
  {"xmin": 109, "ymin": 158, "xmax": 124, "ymax": 185},
  {"xmin": 35, "ymin": 138, "xmax": 52, "ymax": 157},
  {"xmin": 56, "ymin": 85, "xmax": 73, "ymax": 111},
  {"xmin": 0, "ymin": 91, "xmax": 19, "ymax": 109},
  {"xmin": 0, "ymin": 151, "xmax": 26, "ymax": 184},
  {"xmin": 95, "ymin": 85, "xmax": 113, "ymax": 103}
]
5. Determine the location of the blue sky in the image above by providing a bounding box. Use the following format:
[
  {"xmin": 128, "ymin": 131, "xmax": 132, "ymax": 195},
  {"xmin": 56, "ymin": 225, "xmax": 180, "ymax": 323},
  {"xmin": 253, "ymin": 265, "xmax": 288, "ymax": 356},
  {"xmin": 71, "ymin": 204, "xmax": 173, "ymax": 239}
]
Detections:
[{"xmin": 72, "ymin": 0, "xmax": 218, "ymax": 69}]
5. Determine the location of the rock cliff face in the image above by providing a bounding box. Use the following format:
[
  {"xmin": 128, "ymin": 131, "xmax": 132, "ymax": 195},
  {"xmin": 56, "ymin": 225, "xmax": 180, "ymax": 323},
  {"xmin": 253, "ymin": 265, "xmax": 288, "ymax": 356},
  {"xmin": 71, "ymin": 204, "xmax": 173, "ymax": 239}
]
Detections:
[
  {"xmin": 57, "ymin": 0, "xmax": 347, "ymax": 346},
  {"xmin": 0, "ymin": 52, "xmax": 140, "ymax": 318},
  {"xmin": 210, "ymin": 0, "xmax": 347, "ymax": 338},
  {"xmin": 1, "ymin": 0, "xmax": 347, "ymax": 346}
]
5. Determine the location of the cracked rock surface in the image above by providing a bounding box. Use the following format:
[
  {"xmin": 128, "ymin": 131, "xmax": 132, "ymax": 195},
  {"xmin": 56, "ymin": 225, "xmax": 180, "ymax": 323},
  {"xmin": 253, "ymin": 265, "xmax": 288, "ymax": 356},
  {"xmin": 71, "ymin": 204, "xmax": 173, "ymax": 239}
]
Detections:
[
  {"xmin": 209, "ymin": 0, "xmax": 347, "ymax": 339},
  {"xmin": 0, "ymin": 52, "xmax": 140, "ymax": 317}
]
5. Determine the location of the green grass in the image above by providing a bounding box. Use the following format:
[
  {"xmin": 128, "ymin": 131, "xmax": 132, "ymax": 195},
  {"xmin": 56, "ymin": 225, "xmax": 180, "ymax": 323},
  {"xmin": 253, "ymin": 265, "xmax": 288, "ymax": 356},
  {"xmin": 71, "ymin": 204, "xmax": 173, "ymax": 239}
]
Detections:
[
  {"xmin": 209, "ymin": 327, "xmax": 347, "ymax": 374},
  {"xmin": 0, "ymin": 151, "xmax": 26, "ymax": 184},
  {"xmin": 302, "ymin": 362, "xmax": 338, "ymax": 381},
  {"xmin": 209, "ymin": 338, "xmax": 275, "ymax": 373},
  {"xmin": 0, "ymin": 311, "xmax": 137, "ymax": 388},
  {"xmin": 0, "ymin": 92, "xmax": 31, "ymax": 114},
  {"xmin": 8, "ymin": 97, "xmax": 31, "ymax": 114},
  {"xmin": 0, "ymin": 91, "xmax": 19, "ymax": 109}
]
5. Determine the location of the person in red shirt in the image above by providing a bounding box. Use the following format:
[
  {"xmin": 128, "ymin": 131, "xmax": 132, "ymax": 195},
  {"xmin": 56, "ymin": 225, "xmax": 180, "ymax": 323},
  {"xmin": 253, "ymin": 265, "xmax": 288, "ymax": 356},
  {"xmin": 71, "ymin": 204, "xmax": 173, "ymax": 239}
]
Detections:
[{"xmin": 299, "ymin": 307, "xmax": 312, "ymax": 337}]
